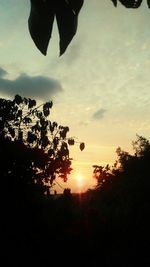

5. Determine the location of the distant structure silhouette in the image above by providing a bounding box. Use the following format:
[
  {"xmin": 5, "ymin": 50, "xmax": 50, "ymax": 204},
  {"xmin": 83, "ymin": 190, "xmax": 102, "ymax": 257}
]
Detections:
[{"xmin": 63, "ymin": 188, "xmax": 71, "ymax": 197}]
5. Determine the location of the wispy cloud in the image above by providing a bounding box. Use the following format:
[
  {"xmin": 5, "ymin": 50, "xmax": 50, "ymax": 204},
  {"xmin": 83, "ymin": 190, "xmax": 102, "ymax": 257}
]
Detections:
[
  {"xmin": 0, "ymin": 67, "xmax": 7, "ymax": 77},
  {"xmin": 92, "ymin": 108, "xmax": 107, "ymax": 120},
  {"xmin": 0, "ymin": 67, "xmax": 63, "ymax": 99}
]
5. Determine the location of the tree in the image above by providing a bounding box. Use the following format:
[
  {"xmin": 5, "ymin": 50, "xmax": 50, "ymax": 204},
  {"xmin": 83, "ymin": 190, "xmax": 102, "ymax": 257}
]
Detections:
[
  {"xmin": 93, "ymin": 135, "xmax": 150, "ymax": 205},
  {"xmin": 93, "ymin": 164, "xmax": 112, "ymax": 189},
  {"xmin": 0, "ymin": 94, "xmax": 85, "ymax": 198}
]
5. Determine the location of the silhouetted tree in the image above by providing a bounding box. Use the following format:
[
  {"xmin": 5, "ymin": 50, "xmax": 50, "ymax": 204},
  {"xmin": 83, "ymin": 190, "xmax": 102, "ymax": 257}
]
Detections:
[
  {"xmin": 93, "ymin": 164, "xmax": 112, "ymax": 188},
  {"xmin": 92, "ymin": 135, "xmax": 150, "ymax": 226},
  {"xmin": 93, "ymin": 135, "xmax": 150, "ymax": 190},
  {"xmin": 0, "ymin": 94, "xmax": 84, "ymax": 199}
]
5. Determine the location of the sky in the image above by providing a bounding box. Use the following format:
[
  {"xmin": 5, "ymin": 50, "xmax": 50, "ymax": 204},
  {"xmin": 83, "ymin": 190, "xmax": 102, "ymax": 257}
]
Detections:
[{"xmin": 0, "ymin": 0, "xmax": 150, "ymax": 193}]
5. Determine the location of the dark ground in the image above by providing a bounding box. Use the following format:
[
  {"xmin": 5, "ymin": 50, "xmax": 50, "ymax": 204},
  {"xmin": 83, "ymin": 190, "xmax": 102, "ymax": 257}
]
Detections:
[{"xmin": 3, "ymin": 190, "xmax": 150, "ymax": 267}]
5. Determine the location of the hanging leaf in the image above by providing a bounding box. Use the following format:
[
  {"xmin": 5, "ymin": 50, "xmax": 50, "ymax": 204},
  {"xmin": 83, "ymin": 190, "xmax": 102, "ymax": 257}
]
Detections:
[
  {"xmin": 119, "ymin": 0, "xmax": 142, "ymax": 8},
  {"xmin": 45, "ymin": 101, "xmax": 53, "ymax": 109},
  {"xmin": 111, "ymin": 0, "xmax": 117, "ymax": 6},
  {"xmin": 80, "ymin": 142, "xmax": 85, "ymax": 151},
  {"xmin": 36, "ymin": 111, "xmax": 42, "ymax": 119},
  {"xmin": 14, "ymin": 95, "xmax": 23, "ymax": 105},
  {"xmin": 68, "ymin": 139, "xmax": 75, "ymax": 145},
  {"xmin": 43, "ymin": 109, "xmax": 50, "ymax": 117},
  {"xmin": 28, "ymin": 99, "xmax": 36, "ymax": 109}
]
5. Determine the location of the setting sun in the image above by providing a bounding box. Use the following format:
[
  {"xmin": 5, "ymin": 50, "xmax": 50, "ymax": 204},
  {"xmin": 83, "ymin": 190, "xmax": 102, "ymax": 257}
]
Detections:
[{"xmin": 75, "ymin": 173, "xmax": 85, "ymax": 189}]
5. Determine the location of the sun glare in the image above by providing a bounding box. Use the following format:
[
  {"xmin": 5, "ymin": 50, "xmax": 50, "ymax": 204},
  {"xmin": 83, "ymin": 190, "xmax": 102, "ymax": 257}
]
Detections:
[{"xmin": 75, "ymin": 173, "xmax": 85, "ymax": 189}]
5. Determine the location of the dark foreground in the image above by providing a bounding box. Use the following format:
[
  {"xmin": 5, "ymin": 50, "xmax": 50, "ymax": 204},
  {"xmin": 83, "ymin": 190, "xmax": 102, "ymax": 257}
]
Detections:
[{"xmin": 3, "ymin": 190, "xmax": 150, "ymax": 267}]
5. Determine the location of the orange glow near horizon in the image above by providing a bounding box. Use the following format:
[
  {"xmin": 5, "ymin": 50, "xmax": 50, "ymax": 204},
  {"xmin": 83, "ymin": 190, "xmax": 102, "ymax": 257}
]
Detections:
[{"xmin": 75, "ymin": 173, "xmax": 85, "ymax": 191}]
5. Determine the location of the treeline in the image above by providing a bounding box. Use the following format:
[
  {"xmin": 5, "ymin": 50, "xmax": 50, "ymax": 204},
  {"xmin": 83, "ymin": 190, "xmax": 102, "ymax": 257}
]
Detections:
[{"xmin": 86, "ymin": 134, "xmax": 150, "ymax": 266}]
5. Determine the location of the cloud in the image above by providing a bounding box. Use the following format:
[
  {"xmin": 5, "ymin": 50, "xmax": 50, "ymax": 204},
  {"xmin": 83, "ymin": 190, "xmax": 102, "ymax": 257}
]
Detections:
[
  {"xmin": 79, "ymin": 120, "xmax": 90, "ymax": 126},
  {"xmin": 0, "ymin": 67, "xmax": 8, "ymax": 77},
  {"xmin": 92, "ymin": 108, "xmax": 106, "ymax": 120},
  {"xmin": 0, "ymin": 67, "xmax": 62, "ymax": 99}
]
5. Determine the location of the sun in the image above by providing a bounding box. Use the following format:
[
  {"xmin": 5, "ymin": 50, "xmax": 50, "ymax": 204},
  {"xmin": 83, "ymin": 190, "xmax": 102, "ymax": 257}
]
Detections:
[{"xmin": 75, "ymin": 173, "xmax": 85, "ymax": 189}]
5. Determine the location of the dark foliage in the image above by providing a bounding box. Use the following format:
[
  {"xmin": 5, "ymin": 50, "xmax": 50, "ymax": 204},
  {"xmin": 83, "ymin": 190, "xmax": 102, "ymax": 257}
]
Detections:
[
  {"xmin": 0, "ymin": 94, "xmax": 84, "ymax": 201},
  {"xmin": 93, "ymin": 135, "xmax": 150, "ymax": 196},
  {"xmin": 91, "ymin": 135, "xmax": 150, "ymax": 266}
]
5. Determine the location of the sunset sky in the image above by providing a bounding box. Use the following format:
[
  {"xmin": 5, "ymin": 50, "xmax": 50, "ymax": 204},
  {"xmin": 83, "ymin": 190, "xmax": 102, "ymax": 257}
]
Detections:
[{"xmin": 0, "ymin": 0, "xmax": 150, "ymax": 192}]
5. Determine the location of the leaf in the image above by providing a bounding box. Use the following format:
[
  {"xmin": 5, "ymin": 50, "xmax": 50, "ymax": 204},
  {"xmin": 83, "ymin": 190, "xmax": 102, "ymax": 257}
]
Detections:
[
  {"xmin": 111, "ymin": 0, "xmax": 117, "ymax": 7},
  {"xmin": 60, "ymin": 126, "xmax": 69, "ymax": 139},
  {"xmin": 14, "ymin": 95, "xmax": 23, "ymax": 105},
  {"xmin": 28, "ymin": 1, "xmax": 83, "ymax": 56},
  {"xmin": 36, "ymin": 111, "xmax": 42, "ymax": 119},
  {"xmin": 92, "ymin": 165, "xmax": 99, "ymax": 168},
  {"xmin": 65, "ymin": 126, "xmax": 69, "ymax": 132},
  {"xmin": 43, "ymin": 109, "xmax": 50, "ymax": 117},
  {"xmin": 45, "ymin": 101, "xmax": 53, "ymax": 109},
  {"xmin": 68, "ymin": 139, "xmax": 75, "ymax": 145},
  {"xmin": 80, "ymin": 142, "xmax": 85, "ymax": 151},
  {"xmin": 119, "ymin": 0, "xmax": 142, "ymax": 8},
  {"xmin": 28, "ymin": 99, "xmax": 36, "ymax": 109}
]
